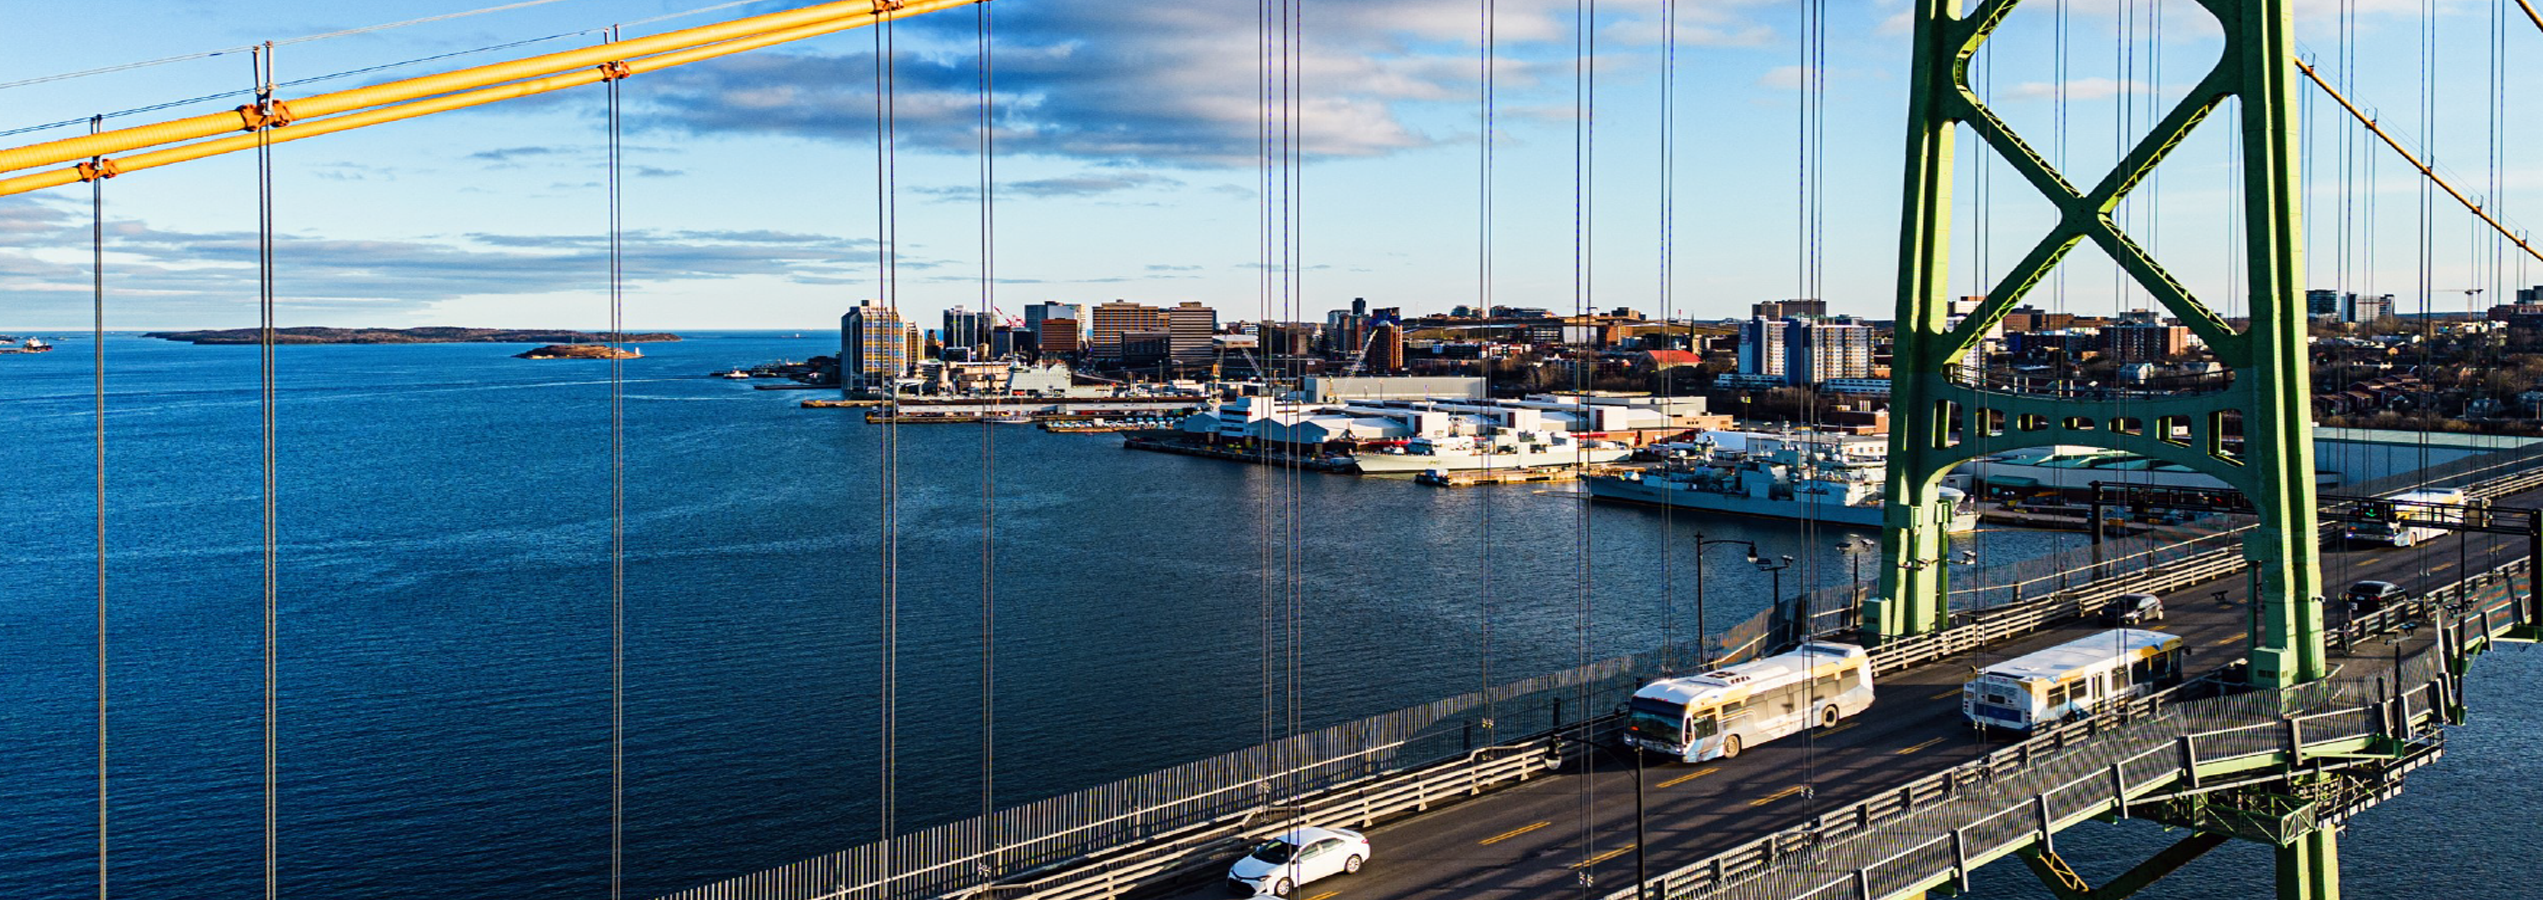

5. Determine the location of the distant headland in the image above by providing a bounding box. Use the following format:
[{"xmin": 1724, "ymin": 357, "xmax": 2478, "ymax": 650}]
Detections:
[
  {"xmin": 516, "ymin": 344, "xmax": 641, "ymax": 360},
  {"xmin": 143, "ymin": 327, "xmax": 682, "ymax": 345}
]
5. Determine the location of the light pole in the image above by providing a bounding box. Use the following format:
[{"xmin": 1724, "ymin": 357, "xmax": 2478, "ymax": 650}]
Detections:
[
  {"xmin": 1758, "ymin": 554, "xmax": 1796, "ymax": 642},
  {"xmin": 1550, "ymin": 728, "xmax": 1646, "ymax": 900},
  {"xmin": 1691, "ymin": 534, "xmax": 1761, "ymax": 668},
  {"xmin": 1836, "ymin": 535, "xmax": 1878, "ymax": 627}
]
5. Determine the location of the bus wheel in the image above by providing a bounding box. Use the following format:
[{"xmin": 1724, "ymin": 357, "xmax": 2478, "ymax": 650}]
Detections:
[
  {"xmin": 1820, "ymin": 706, "xmax": 1840, "ymax": 728},
  {"xmin": 1720, "ymin": 735, "xmax": 1742, "ymax": 759}
]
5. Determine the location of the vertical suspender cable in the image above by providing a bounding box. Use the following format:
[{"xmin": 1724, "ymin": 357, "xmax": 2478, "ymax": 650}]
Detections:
[
  {"xmin": 1477, "ymin": 0, "xmax": 1497, "ymax": 728},
  {"xmin": 875, "ymin": 2, "xmax": 901, "ymax": 851},
  {"xmin": 1657, "ymin": 0, "xmax": 1676, "ymax": 674},
  {"xmin": 975, "ymin": 0, "xmax": 996, "ymax": 836},
  {"xmin": 253, "ymin": 41, "xmax": 280, "ymax": 900},
  {"xmin": 90, "ymin": 111, "xmax": 108, "ymax": 900},
  {"xmin": 604, "ymin": 24, "xmax": 626, "ymax": 900},
  {"xmin": 1570, "ymin": 0, "xmax": 1595, "ymax": 879}
]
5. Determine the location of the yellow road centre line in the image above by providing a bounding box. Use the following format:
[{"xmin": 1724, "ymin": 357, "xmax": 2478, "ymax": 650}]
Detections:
[
  {"xmin": 1304, "ymin": 892, "xmax": 1337, "ymax": 900},
  {"xmin": 1657, "ymin": 767, "xmax": 1720, "ymax": 789},
  {"xmin": 1821, "ymin": 721, "xmax": 1858, "ymax": 736},
  {"xmin": 1897, "ymin": 737, "xmax": 1947, "ymax": 755},
  {"xmin": 1478, "ymin": 821, "xmax": 1551, "ymax": 846},
  {"xmin": 1928, "ymin": 687, "xmax": 1963, "ymax": 700},
  {"xmin": 2214, "ymin": 634, "xmax": 2246, "ymax": 646},
  {"xmin": 1570, "ymin": 844, "xmax": 1637, "ymax": 868},
  {"xmin": 1750, "ymin": 785, "xmax": 1805, "ymax": 807}
]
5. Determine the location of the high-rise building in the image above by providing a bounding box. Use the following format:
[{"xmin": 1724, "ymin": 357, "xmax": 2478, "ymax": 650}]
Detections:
[
  {"xmin": 1088, "ymin": 300, "xmax": 1167, "ymax": 360},
  {"xmin": 1371, "ymin": 322, "xmax": 1405, "ymax": 373},
  {"xmin": 1737, "ymin": 316, "xmax": 1788, "ymax": 379},
  {"xmin": 1038, "ymin": 318, "xmax": 1080, "ymax": 356},
  {"xmin": 2518, "ymin": 285, "xmax": 2543, "ymax": 305},
  {"xmin": 1023, "ymin": 302, "xmax": 1074, "ymax": 343},
  {"xmin": 1741, "ymin": 315, "xmax": 1872, "ymax": 385},
  {"xmin": 2346, "ymin": 293, "xmax": 2395, "ymax": 323},
  {"xmin": 942, "ymin": 307, "xmax": 993, "ymax": 353},
  {"xmin": 1785, "ymin": 316, "xmax": 1874, "ymax": 385},
  {"xmin": 2306, "ymin": 289, "xmax": 2343, "ymax": 318},
  {"xmin": 1167, "ymin": 301, "xmax": 1217, "ymax": 364},
  {"xmin": 1751, "ymin": 299, "xmax": 1829, "ymax": 319},
  {"xmin": 840, "ymin": 300, "xmax": 908, "ymax": 394},
  {"xmin": 2107, "ymin": 322, "xmax": 2189, "ymax": 362}
]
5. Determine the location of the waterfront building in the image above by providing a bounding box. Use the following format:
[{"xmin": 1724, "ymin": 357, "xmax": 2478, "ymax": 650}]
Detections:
[
  {"xmin": 1167, "ymin": 301, "xmax": 1217, "ymax": 365},
  {"xmin": 840, "ymin": 300, "xmax": 909, "ymax": 394},
  {"xmin": 1302, "ymin": 376, "xmax": 1488, "ymax": 402},
  {"xmin": 1088, "ymin": 300, "xmax": 1168, "ymax": 361},
  {"xmin": 1121, "ymin": 330, "xmax": 1172, "ymax": 368}
]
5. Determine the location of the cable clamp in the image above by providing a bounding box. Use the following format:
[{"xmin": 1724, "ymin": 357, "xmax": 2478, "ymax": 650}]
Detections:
[
  {"xmin": 234, "ymin": 100, "xmax": 297, "ymax": 132},
  {"xmin": 598, "ymin": 60, "xmax": 634, "ymax": 81},
  {"xmin": 76, "ymin": 158, "xmax": 121, "ymax": 181},
  {"xmin": 873, "ymin": 0, "xmax": 907, "ymax": 11}
]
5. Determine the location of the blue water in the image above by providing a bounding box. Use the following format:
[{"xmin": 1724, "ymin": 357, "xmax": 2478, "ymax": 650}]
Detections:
[{"xmin": 0, "ymin": 333, "xmax": 2531, "ymax": 898}]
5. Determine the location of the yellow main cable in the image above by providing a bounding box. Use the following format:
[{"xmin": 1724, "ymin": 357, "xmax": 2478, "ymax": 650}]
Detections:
[
  {"xmin": 2295, "ymin": 57, "xmax": 2543, "ymax": 266},
  {"xmin": 0, "ymin": 0, "xmax": 981, "ymax": 182}
]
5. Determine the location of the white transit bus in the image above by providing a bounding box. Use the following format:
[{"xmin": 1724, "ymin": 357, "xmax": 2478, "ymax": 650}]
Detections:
[
  {"xmin": 2341, "ymin": 488, "xmax": 2472, "ymax": 548},
  {"xmin": 1962, "ymin": 629, "xmax": 2186, "ymax": 733},
  {"xmin": 1625, "ymin": 641, "xmax": 1875, "ymax": 762}
]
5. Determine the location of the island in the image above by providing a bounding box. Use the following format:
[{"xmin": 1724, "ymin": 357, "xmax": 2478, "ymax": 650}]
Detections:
[
  {"xmin": 143, "ymin": 327, "xmax": 681, "ymax": 345},
  {"xmin": 516, "ymin": 344, "xmax": 642, "ymax": 360}
]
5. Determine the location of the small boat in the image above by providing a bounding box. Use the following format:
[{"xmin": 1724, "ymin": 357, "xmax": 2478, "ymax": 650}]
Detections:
[
  {"xmin": 718, "ymin": 369, "xmax": 751, "ymax": 379},
  {"xmin": 990, "ymin": 413, "xmax": 1036, "ymax": 424}
]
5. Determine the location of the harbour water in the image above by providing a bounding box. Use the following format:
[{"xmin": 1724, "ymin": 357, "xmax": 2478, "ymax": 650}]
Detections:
[{"xmin": 0, "ymin": 332, "xmax": 2533, "ymax": 898}]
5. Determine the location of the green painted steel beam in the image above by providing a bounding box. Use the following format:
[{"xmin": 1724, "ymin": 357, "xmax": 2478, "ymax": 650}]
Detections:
[{"xmin": 1876, "ymin": 0, "xmax": 2327, "ymax": 700}]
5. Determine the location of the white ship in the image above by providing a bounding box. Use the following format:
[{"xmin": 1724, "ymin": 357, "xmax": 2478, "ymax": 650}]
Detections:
[
  {"xmin": 1350, "ymin": 429, "xmax": 1633, "ymax": 474},
  {"xmin": 1584, "ymin": 431, "xmax": 1979, "ymax": 531}
]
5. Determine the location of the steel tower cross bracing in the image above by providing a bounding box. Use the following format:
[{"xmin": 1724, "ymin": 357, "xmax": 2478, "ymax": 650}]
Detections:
[
  {"xmin": 1876, "ymin": 0, "xmax": 2322, "ymax": 682},
  {"xmin": 1880, "ymin": 2, "xmax": 2334, "ymax": 895}
]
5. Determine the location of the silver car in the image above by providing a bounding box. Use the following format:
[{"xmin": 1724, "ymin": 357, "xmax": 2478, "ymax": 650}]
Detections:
[{"xmin": 2108, "ymin": 593, "xmax": 2164, "ymax": 625}]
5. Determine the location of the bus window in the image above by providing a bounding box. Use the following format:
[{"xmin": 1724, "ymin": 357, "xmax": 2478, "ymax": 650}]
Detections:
[{"xmin": 1689, "ymin": 714, "xmax": 1719, "ymax": 738}]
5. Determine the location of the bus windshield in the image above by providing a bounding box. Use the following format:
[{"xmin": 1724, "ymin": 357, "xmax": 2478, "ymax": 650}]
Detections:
[{"xmin": 1627, "ymin": 696, "xmax": 1685, "ymax": 745}]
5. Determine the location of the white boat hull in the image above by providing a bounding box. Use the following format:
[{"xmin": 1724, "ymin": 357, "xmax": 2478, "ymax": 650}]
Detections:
[{"xmin": 1584, "ymin": 473, "xmax": 1981, "ymax": 532}]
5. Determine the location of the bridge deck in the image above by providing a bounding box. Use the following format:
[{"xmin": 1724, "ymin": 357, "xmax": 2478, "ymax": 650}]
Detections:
[{"xmin": 1145, "ymin": 488, "xmax": 2535, "ymax": 900}]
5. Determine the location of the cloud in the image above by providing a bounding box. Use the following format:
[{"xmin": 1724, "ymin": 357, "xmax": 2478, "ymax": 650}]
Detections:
[
  {"xmin": 913, "ymin": 171, "xmax": 1182, "ymax": 201},
  {"xmin": 1145, "ymin": 264, "xmax": 1202, "ymax": 272},
  {"xmin": 0, "ymin": 197, "xmax": 924, "ymax": 322},
  {"xmin": 618, "ymin": 0, "xmax": 1769, "ymax": 168},
  {"xmin": 1756, "ymin": 65, "xmax": 1815, "ymax": 90}
]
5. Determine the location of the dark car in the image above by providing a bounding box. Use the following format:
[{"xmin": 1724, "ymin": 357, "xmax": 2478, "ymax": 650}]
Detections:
[
  {"xmin": 2346, "ymin": 580, "xmax": 2408, "ymax": 614},
  {"xmin": 2107, "ymin": 593, "xmax": 2164, "ymax": 626}
]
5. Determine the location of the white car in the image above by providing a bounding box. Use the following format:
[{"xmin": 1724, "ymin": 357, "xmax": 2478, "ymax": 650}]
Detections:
[{"xmin": 1225, "ymin": 826, "xmax": 1372, "ymax": 896}]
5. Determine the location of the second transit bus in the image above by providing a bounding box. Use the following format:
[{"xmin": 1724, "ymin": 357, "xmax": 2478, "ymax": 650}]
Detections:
[
  {"xmin": 1961, "ymin": 629, "xmax": 2186, "ymax": 733},
  {"xmin": 1625, "ymin": 641, "xmax": 1875, "ymax": 762}
]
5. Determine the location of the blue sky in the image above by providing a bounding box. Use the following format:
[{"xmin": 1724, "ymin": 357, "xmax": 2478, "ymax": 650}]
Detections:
[{"xmin": 1, "ymin": 0, "xmax": 2534, "ymax": 331}]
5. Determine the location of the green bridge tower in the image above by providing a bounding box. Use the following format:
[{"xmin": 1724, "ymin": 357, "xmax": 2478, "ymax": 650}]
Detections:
[{"xmin": 1875, "ymin": 0, "xmax": 2338, "ymax": 896}]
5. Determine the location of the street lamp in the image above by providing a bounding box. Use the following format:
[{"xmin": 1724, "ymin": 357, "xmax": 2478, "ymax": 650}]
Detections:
[
  {"xmin": 1549, "ymin": 728, "xmax": 1647, "ymax": 900},
  {"xmin": 1691, "ymin": 534, "xmax": 1760, "ymax": 668},
  {"xmin": 1835, "ymin": 535, "xmax": 1878, "ymax": 603},
  {"xmin": 1758, "ymin": 553, "xmax": 1796, "ymax": 640}
]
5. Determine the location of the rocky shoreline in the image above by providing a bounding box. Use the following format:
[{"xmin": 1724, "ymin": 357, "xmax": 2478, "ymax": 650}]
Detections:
[{"xmin": 517, "ymin": 344, "xmax": 642, "ymax": 360}]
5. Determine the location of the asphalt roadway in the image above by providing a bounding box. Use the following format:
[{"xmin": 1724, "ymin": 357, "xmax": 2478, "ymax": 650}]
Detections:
[{"xmin": 1165, "ymin": 497, "xmax": 2536, "ymax": 900}]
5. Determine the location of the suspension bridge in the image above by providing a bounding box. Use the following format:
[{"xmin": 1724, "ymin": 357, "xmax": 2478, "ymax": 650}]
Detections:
[{"xmin": 5, "ymin": 1, "xmax": 2540, "ymax": 899}]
